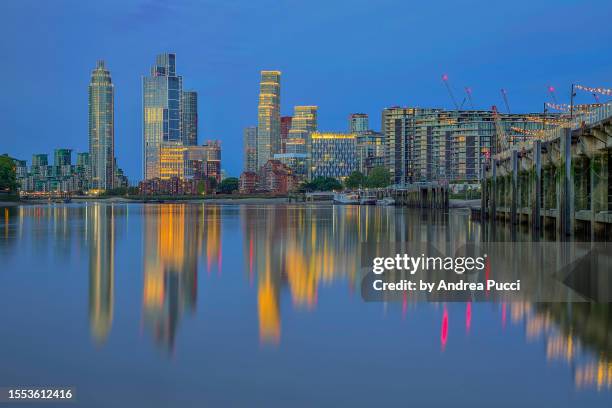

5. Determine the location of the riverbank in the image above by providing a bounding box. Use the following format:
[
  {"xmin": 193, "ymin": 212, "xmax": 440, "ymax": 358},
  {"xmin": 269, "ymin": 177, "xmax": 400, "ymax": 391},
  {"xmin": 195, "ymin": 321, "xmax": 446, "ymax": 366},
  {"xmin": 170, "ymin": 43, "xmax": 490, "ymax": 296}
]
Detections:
[
  {"xmin": 4, "ymin": 197, "xmax": 481, "ymax": 208},
  {"xmin": 1, "ymin": 195, "xmax": 292, "ymax": 206}
]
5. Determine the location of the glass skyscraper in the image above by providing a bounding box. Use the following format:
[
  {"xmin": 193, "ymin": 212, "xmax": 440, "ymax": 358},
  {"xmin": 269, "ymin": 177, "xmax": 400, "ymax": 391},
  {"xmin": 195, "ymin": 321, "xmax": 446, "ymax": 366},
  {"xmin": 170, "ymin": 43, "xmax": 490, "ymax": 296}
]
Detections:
[
  {"xmin": 88, "ymin": 60, "xmax": 114, "ymax": 191},
  {"xmin": 182, "ymin": 90, "xmax": 198, "ymax": 146},
  {"xmin": 143, "ymin": 53, "xmax": 183, "ymax": 180},
  {"xmin": 257, "ymin": 71, "xmax": 281, "ymax": 169}
]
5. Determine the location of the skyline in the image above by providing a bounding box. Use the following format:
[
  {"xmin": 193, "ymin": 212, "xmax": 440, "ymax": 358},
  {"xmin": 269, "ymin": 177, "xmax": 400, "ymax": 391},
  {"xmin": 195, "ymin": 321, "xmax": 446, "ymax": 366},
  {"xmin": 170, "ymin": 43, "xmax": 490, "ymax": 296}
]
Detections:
[{"xmin": 2, "ymin": 0, "xmax": 612, "ymax": 181}]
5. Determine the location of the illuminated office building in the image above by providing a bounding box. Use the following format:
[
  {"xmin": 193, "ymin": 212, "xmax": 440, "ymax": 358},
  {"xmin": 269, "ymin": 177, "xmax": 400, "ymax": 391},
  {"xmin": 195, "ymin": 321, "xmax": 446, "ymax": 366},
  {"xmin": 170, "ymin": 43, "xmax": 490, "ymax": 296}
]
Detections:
[
  {"xmin": 309, "ymin": 132, "xmax": 357, "ymax": 180},
  {"xmin": 143, "ymin": 53, "xmax": 183, "ymax": 180},
  {"xmin": 257, "ymin": 70, "xmax": 281, "ymax": 169},
  {"xmin": 89, "ymin": 60, "xmax": 114, "ymax": 191},
  {"xmin": 288, "ymin": 106, "xmax": 318, "ymax": 147},
  {"xmin": 182, "ymin": 90, "xmax": 198, "ymax": 146},
  {"xmin": 243, "ymin": 126, "xmax": 258, "ymax": 172},
  {"xmin": 159, "ymin": 142, "xmax": 185, "ymax": 180},
  {"xmin": 349, "ymin": 113, "xmax": 369, "ymax": 133},
  {"xmin": 159, "ymin": 140, "xmax": 222, "ymax": 183}
]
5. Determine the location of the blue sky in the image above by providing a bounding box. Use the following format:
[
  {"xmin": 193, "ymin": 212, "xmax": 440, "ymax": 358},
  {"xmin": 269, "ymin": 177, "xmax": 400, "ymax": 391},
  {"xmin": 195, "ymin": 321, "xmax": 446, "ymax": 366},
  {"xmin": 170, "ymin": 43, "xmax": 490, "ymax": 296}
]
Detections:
[{"xmin": 1, "ymin": 0, "xmax": 611, "ymax": 181}]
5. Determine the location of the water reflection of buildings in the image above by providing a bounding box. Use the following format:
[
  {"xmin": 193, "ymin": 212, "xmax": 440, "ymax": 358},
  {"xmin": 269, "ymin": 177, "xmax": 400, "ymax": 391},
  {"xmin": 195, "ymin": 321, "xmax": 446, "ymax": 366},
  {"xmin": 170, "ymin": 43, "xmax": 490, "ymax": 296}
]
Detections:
[
  {"xmin": 142, "ymin": 204, "xmax": 219, "ymax": 352},
  {"xmin": 4, "ymin": 204, "xmax": 121, "ymax": 345},
  {"xmin": 88, "ymin": 204, "xmax": 115, "ymax": 344},
  {"xmin": 242, "ymin": 205, "xmax": 413, "ymax": 344},
  {"xmin": 508, "ymin": 301, "xmax": 612, "ymax": 391}
]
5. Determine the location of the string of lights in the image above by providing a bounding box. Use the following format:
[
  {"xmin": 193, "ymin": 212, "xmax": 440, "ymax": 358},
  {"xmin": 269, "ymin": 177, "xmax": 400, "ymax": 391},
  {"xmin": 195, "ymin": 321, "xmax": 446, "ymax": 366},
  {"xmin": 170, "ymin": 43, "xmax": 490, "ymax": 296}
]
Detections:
[
  {"xmin": 545, "ymin": 102, "xmax": 599, "ymax": 113},
  {"xmin": 575, "ymin": 84, "xmax": 612, "ymax": 96},
  {"xmin": 510, "ymin": 127, "xmax": 542, "ymax": 136}
]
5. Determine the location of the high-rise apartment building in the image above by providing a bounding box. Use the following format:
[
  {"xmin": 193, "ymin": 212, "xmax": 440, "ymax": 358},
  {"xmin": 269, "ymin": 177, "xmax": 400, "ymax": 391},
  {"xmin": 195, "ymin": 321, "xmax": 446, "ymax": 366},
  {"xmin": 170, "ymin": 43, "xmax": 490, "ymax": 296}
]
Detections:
[
  {"xmin": 257, "ymin": 71, "xmax": 281, "ymax": 169},
  {"xmin": 381, "ymin": 107, "xmax": 558, "ymax": 185},
  {"xmin": 356, "ymin": 130, "xmax": 385, "ymax": 175},
  {"xmin": 54, "ymin": 148, "xmax": 73, "ymax": 178},
  {"xmin": 143, "ymin": 53, "xmax": 183, "ymax": 180},
  {"xmin": 381, "ymin": 107, "xmax": 414, "ymax": 185},
  {"xmin": 182, "ymin": 90, "xmax": 198, "ymax": 146},
  {"xmin": 243, "ymin": 126, "xmax": 258, "ymax": 172},
  {"xmin": 89, "ymin": 60, "xmax": 114, "ymax": 191},
  {"xmin": 54, "ymin": 149, "xmax": 72, "ymax": 166},
  {"xmin": 309, "ymin": 132, "xmax": 357, "ymax": 180},
  {"xmin": 76, "ymin": 152, "xmax": 91, "ymax": 188},
  {"xmin": 31, "ymin": 154, "xmax": 48, "ymax": 168},
  {"xmin": 18, "ymin": 150, "xmax": 91, "ymax": 193},
  {"xmin": 349, "ymin": 113, "xmax": 369, "ymax": 133}
]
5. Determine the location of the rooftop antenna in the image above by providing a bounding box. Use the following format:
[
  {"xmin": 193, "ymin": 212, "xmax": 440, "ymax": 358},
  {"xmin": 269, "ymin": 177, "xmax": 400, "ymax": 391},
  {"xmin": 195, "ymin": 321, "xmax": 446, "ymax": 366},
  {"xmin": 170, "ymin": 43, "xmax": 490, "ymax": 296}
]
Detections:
[
  {"xmin": 500, "ymin": 89, "xmax": 511, "ymax": 113},
  {"xmin": 442, "ymin": 74, "xmax": 459, "ymax": 110}
]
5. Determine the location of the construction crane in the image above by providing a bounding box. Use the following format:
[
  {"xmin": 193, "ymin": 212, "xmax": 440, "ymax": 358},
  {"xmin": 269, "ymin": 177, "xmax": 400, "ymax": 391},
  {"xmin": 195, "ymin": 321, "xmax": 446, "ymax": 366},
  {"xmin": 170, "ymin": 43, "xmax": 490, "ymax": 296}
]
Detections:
[
  {"xmin": 441, "ymin": 74, "xmax": 459, "ymax": 110},
  {"xmin": 491, "ymin": 105, "xmax": 511, "ymax": 155},
  {"xmin": 500, "ymin": 89, "xmax": 511, "ymax": 113},
  {"xmin": 548, "ymin": 85, "xmax": 558, "ymax": 103},
  {"xmin": 464, "ymin": 87, "xmax": 474, "ymax": 109}
]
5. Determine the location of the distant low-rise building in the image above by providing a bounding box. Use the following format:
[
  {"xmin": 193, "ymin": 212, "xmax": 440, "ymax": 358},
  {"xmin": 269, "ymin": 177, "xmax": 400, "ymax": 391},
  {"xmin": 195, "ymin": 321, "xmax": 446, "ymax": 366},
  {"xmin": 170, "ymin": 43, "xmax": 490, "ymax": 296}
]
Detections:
[
  {"xmin": 259, "ymin": 160, "xmax": 298, "ymax": 194},
  {"xmin": 239, "ymin": 171, "xmax": 258, "ymax": 194},
  {"xmin": 138, "ymin": 177, "xmax": 198, "ymax": 196}
]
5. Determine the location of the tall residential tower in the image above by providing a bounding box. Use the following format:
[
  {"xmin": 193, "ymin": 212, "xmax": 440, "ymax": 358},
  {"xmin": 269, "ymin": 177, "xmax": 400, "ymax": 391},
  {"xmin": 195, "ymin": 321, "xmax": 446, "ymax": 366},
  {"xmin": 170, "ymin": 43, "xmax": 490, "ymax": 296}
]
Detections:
[
  {"xmin": 88, "ymin": 60, "xmax": 114, "ymax": 191},
  {"xmin": 257, "ymin": 71, "xmax": 281, "ymax": 169}
]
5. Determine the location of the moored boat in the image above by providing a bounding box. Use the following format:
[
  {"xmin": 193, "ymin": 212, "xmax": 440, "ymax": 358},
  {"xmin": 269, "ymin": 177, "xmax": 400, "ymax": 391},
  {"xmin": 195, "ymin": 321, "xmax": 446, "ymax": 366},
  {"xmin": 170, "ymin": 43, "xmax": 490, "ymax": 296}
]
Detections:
[
  {"xmin": 359, "ymin": 192, "xmax": 377, "ymax": 205},
  {"xmin": 376, "ymin": 197, "xmax": 395, "ymax": 206},
  {"xmin": 333, "ymin": 192, "xmax": 359, "ymax": 204}
]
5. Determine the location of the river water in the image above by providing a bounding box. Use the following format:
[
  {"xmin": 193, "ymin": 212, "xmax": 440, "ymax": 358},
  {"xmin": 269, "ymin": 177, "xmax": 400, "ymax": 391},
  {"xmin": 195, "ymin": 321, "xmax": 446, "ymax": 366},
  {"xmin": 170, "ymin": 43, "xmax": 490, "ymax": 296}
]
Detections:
[{"xmin": 0, "ymin": 203, "xmax": 610, "ymax": 407}]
